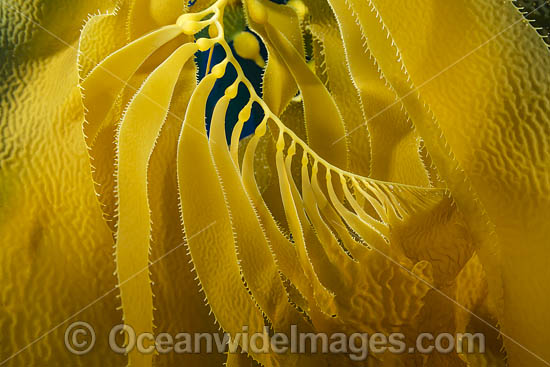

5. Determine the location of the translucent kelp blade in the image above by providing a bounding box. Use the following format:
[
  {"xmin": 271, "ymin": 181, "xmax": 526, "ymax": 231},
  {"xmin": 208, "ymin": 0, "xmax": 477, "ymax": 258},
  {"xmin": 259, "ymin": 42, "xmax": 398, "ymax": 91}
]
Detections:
[
  {"xmin": 292, "ymin": 163, "xmax": 436, "ymax": 364},
  {"xmin": 253, "ymin": 101, "xmax": 308, "ymax": 231},
  {"xmin": 219, "ymin": 2, "xmax": 461, "ymax": 335},
  {"xmin": 274, "ymin": 137, "xmax": 338, "ymax": 317},
  {"xmin": 324, "ymin": 173, "xmax": 388, "ymax": 253},
  {"xmin": 178, "ymin": 75, "xmax": 298, "ymax": 367},
  {"xmin": 455, "ymin": 255, "xmax": 506, "ymax": 365},
  {"xmin": 325, "ymin": 0, "xmax": 430, "ymax": 187},
  {"xmin": 304, "ymin": 0, "xmax": 371, "ymax": 177},
  {"xmin": 279, "ymin": 100, "xmax": 307, "ymax": 142},
  {"xmin": 309, "ymin": 167, "xmax": 372, "ymax": 261},
  {"xmin": 205, "ymin": 3, "xmax": 474, "ymax": 356},
  {"xmin": 0, "ymin": 0, "xmax": 124, "ymax": 365},
  {"xmin": 145, "ymin": 59, "xmax": 223, "ymax": 366},
  {"xmin": 208, "ymin": 95, "xmax": 310, "ymax": 334},
  {"xmin": 300, "ymin": 154, "xmax": 360, "ymax": 273},
  {"xmin": 115, "ymin": 43, "xmax": 198, "ymax": 367},
  {"xmin": 242, "ymin": 127, "xmax": 356, "ymax": 337},
  {"xmin": 209, "ymin": 0, "xmax": 338, "ymax": 330},
  {"xmin": 356, "ymin": 0, "xmax": 550, "ymax": 363},
  {"xmin": 265, "ymin": 23, "xmax": 348, "ymax": 170},
  {"xmin": 126, "ymin": 0, "xmax": 186, "ymax": 40},
  {"xmin": 287, "ymin": 153, "xmax": 438, "ymax": 365},
  {"xmin": 177, "ymin": 75, "xmax": 265, "ymax": 364},
  {"xmin": 256, "ymin": 130, "xmax": 292, "ymax": 229},
  {"xmin": 351, "ymin": 179, "xmax": 389, "ymax": 223},
  {"xmin": 282, "ymin": 145, "xmax": 347, "ymax": 298},
  {"xmin": 341, "ymin": 180, "xmax": 389, "ymax": 238},
  {"xmin": 241, "ymin": 130, "xmax": 320, "ymax": 315},
  {"xmin": 78, "ymin": 5, "xmax": 131, "ymax": 80},
  {"xmin": 333, "ymin": 2, "xmax": 501, "ymax": 336},
  {"xmin": 81, "ymin": 24, "xmax": 183, "ymax": 146},
  {"xmin": 243, "ymin": 0, "xmax": 304, "ymax": 115},
  {"xmin": 80, "ymin": 25, "xmax": 183, "ymax": 225}
]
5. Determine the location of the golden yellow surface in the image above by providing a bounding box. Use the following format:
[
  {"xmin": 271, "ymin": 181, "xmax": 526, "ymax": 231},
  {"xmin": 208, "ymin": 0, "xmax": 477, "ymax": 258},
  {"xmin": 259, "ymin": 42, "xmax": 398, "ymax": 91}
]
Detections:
[{"xmin": 1, "ymin": 0, "xmax": 549, "ymax": 366}]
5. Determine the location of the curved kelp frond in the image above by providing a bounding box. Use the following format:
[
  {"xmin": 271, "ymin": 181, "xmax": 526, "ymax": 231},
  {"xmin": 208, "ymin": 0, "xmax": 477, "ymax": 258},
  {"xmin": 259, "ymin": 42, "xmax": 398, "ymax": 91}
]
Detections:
[{"xmin": 72, "ymin": 0, "xmax": 550, "ymax": 366}]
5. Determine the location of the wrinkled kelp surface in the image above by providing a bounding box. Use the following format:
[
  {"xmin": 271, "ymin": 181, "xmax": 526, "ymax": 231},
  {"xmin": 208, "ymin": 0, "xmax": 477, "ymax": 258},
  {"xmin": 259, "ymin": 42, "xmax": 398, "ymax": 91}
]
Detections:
[{"xmin": 1, "ymin": 0, "xmax": 550, "ymax": 366}]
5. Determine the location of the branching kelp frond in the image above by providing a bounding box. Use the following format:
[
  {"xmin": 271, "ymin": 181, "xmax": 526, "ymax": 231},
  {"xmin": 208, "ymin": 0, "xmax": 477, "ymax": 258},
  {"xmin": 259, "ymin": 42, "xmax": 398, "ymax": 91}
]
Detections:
[
  {"xmin": 77, "ymin": 1, "xmax": 487, "ymax": 366},
  {"xmin": 1, "ymin": 0, "xmax": 546, "ymax": 365}
]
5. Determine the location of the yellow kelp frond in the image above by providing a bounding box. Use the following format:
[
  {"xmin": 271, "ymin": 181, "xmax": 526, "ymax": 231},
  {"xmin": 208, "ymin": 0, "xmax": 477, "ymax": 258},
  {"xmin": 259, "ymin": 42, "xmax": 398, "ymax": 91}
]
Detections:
[
  {"xmin": 76, "ymin": 1, "xmax": 471, "ymax": 365},
  {"xmin": 1, "ymin": 0, "xmax": 124, "ymax": 365},
  {"xmin": 264, "ymin": 22, "xmax": 349, "ymax": 170},
  {"xmin": 3, "ymin": 0, "xmax": 549, "ymax": 365},
  {"xmin": 243, "ymin": 0, "xmax": 304, "ymax": 115},
  {"xmin": 348, "ymin": 0, "xmax": 550, "ymax": 364},
  {"xmin": 79, "ymin": 3, "xmax": 192, "ymax": 231},
  {"xmin": 115, "ymin": 42, "xmax": 199, "ymax": 367},
  {"xmin": 303, "ymin": 0, "xmax": 371, "ymax": 177}
]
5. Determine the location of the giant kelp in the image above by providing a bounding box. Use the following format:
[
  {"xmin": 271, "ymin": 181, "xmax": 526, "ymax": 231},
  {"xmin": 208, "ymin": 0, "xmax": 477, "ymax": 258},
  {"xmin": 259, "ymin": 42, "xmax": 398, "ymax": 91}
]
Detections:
[{"xmin": 1, "ymin": 0, "xmax": 549, "ymax": 366}]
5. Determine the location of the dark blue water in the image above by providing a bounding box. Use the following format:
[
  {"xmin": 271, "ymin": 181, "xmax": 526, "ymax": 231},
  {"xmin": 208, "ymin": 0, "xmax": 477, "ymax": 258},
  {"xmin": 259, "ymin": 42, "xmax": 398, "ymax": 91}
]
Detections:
[
  {"xmin": 192, "ymin": 0, "xmax": 287, "ymax": 141},
  {"xmin": 195, "ymin": 37, "xmax": 267, "ymax": 141}
]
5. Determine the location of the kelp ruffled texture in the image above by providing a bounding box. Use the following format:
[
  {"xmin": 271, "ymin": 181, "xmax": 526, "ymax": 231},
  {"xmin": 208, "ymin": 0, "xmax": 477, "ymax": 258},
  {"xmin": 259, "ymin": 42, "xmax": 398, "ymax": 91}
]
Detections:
[
  {"xmin": 348, "ymin": 1, "xmax": 550, "ymax": 365},
  {"xmin": 0, "ymin": 0, "xmax": 124, "ymax": 365},
  {"xmin": 1, "ymin": 0, "xmax": 549, "ymax": 366}
]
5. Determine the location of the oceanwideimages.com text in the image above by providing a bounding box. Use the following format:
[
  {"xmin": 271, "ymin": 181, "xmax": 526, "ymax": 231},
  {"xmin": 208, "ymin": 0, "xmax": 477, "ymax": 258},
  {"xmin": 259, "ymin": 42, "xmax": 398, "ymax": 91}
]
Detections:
[{"xmin": 65, "ymin": 322, "xmax": 485, "ymax": 361}]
